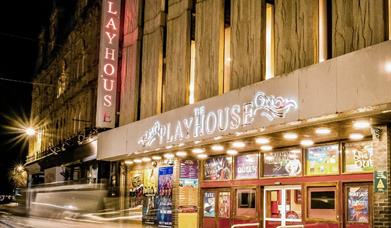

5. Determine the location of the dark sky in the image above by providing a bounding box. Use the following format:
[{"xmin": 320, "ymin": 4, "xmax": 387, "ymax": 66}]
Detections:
[{"xmin": 0, "ymin": 1, "xmax": 50, "ymax": 194}]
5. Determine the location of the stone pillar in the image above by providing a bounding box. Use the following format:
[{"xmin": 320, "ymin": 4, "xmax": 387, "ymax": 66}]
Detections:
[
  {"xmin": 195, "ymin": 0, "xmax": 225, "ymax": 101},
  {"xmin": 274, "ymin": 0, "xmax": 319, "ymax": 76},
  {"xmin": 163, "ymin": 0, "xmax": 192, "ymax": 112},
  {"xmin": 119, "ymin": 0, "xmax": 143, "ymax": 125},
  {"xmin": 230, "ymin": 0, "xmax": 265, "ymax": 90},
  {"xmin": 332, "ymin": 0, "xmax": 387, "ymax": 58},
  {"xmin": 372, "ymin": 125, "xmax": 391, "ymax": 227},
  {"xmin": 139, "ymin": 0, "xmax": 165, "ymax": 119}
]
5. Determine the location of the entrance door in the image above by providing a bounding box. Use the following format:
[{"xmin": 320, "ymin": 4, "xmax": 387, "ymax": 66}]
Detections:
[
  {"xmin": 202, "ymin": 188, "xmax": 231, "ymax": 228},
  {"xmin": 264, "ymin": 185, "xmax": 302, "ymax": 228}
]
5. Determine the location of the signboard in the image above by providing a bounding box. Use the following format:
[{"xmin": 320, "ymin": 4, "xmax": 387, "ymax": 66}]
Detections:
[
  {"xmin": 138, "ymin": 91, "xmax": 297, "ymax": 148},
  {"xmin": 344, "ymin": 141, "xmax": 373, "ymax": 173},
  {"xmin": 96, "ymin": 0, "xmax": 121, "ymax": 128},
  {"xmin": 306, "ymin": 144, "xmax": 339, "ymax": 175},
  {"xmin": 204, "ymin": 156, "xmax": 232, "ymax": 180},
  {"xmin": 264, "ymin": 149, "xmax": 302, "ymax": 177},
  {"xmin": 235, "ymin": 154, "xmax": 259, "ymax": 179},
  {"xmin": 374, "ymin": 171, "xmax": 388, "ymax": 193},
  {"xmin": 347, "ymin": 186, "xmax": 369, "ymax": 223},
  {"xmin": 158, "ymin": 167, "xmax": 173, "ymax": 227},
  {"xmin": 203, "ymin": 192, "xmax": 216, "ymax": 217},
  {"xmin": 178, "ymin": 179, "xmax": 198, "ymax": 213}
]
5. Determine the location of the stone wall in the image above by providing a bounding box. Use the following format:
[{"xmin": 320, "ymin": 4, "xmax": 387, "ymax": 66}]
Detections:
[
  {"xmin": 230, "ymin": 0, "xmax": 265, "ymax": 90},
  {"xmin": 274, "ymin": 0, "xmax": 319, "ymax": 76},
  {"xmin": 332, "ymin": 0, "xmax": 387, "ymax": 58}
]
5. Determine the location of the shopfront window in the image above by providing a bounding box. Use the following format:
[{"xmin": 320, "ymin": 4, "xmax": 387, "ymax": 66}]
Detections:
[
  {"xmin": 204, "ymin": 156, "xmax": 232, "ymax": 181},
  {"xmin": 307, "ymin": 186, "xmax": 337, "ymax": 221},
  {"xmin": 235, "ymin": 153, "xmax": 259, "ymax": 179},
  {"xmin": 236, "ymin": 189, "xmax": 256, "ymax": 217},
  {"xmin": 264, "ymin": 149, "xmax": 302, "ymax": 177},
  {"xmin": 344, "ymin": 141, "xmax": 373, "ymax": 173},
  {"xmin": 306, "ymin": 144, "xmax": 339, "ymax": 176}
]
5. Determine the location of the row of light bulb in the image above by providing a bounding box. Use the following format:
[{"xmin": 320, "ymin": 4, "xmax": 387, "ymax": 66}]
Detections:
[{"xmin": 125, "ymin": 120, "xmax": 370, "ymax": 165}]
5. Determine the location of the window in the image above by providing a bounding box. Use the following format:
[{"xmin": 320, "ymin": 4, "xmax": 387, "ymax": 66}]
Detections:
[
  {"xmin": 264, "ymin": 149, "xmax": 302, "ymax": 177},
  {"xmin": 344, "ymin": 141, "xmax": 373, "ymax": 173},
  {"xmin": 236, "ymin": 189, "xmax": 256, "ymax": 217},
  {"xmin": 265, "ymin": 2, "xmax": 274, "ymax": 79},
  {"xmin": 307, "ymin": 186, "xmax": 337, "ymax": 221},
  {"xmin": 306, "ymin": 144, "xmax": 339, "ymax": 175}
]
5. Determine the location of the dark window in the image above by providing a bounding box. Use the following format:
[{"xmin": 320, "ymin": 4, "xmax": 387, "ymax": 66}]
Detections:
[{"xmin": 310, "ymin": 191, "xmax": 335, "ymax": 209}]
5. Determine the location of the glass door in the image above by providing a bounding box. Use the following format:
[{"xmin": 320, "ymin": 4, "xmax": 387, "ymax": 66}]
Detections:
[
  {"xmin": 344, "ymin": 182, "xmax": 372, "ymax": 228},
  {"xmin": 264, "ymin": 186, "xmax": 302, "ymax": 228},
  {"xmin": 202, "ymin": 189, "xmax": 231, "ymax": 228}
]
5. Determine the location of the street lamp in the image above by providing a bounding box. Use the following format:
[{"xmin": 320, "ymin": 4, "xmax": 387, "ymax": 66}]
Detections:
[{"xmin": 24, "ymin": 127, "xmax": 36, "ymax": 136}]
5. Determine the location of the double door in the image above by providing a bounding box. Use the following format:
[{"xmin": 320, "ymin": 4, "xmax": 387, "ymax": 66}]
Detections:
[
  {"xmin": 202, "ymin": 188, "xmax": 232, "ymax": 228},
  {"xmin": 264, "ymin": 185, "xmax": 302, "ymax": 228}
]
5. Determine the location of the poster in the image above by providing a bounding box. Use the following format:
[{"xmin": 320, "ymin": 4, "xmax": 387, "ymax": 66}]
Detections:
[
  {"xmin": 129, "ymin": 170, "xmax": 144, "ymax": 208},
  {"xmin": 178, "ymin": 179, "xmax": 198, "ymax": 213},
  {"xmin": 218, "ymin": 192, "xmax": 230, "ymax": 218},
  {"xmin": 143, "ymin": 168, "xmax": 158, "ymax": 225},
  {"xmin": 203, "ymin": 192, "xmax": 215, "ymax": 217},
  {"xmin": 347, "ymin": 187, "xmax": 369, "ymax": 223},
  {"xmin": 204, "ymin": 156, "xmax": 232, "ymax": 180},
  {"xmin": 345, "ymin": 141, "xmax": 373, "ymax": 173},
  {"xmin": 180, "ymin": 159, "xmax": 199, "ymax": 179},
  {"xmin": 374, "ymin": 171, "xmax": 388, "ymax": 192},
  {"xmin": 235, "ymin": 154, "xmax": 259, "ymax": 179},
  {"xmin": 306, "ymin": 144, "xmax": 339, "ymax": 175},
  {"xmin": 263, "ymin": 150, "xmax": 302, "ymax": 177},
  {"xmin": 158, "ymin": 167, "xmax": 173, "ymax": 227}
]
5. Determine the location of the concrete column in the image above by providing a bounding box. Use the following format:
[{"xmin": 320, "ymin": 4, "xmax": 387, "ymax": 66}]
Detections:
[{"xmin": 372, "ymin": 125, "xmax": 391, "ymax": 227}]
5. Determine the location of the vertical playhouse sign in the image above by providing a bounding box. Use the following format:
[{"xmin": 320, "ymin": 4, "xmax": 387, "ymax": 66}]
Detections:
[{"xmin": 96, "ymin": 0, "xmax": 121, "ymax": 128}]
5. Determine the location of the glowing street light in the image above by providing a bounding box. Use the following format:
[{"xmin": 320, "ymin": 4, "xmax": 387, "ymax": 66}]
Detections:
[{"xmin": 25, "ymin": 127, "xmax": 36, "ymax": 136}]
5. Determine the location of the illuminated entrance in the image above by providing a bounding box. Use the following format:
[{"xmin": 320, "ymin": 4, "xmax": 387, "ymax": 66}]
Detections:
[{"xmin": 264, "ymin": 185, "xmax": 302, "ymax": 228}]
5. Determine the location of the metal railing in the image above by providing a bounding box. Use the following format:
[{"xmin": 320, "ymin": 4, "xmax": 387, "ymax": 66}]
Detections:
[
  {"xmin": 231, "ymin": 223, "xmax": 260, "ymax": 228},
  {"xmin": 276, "ymin": 225, "xmax": 304, "ymax": 228}
]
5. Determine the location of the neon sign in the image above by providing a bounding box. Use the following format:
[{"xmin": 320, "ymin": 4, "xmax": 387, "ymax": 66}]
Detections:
[
  {"xmin": 138, "ymin": 91, "xmax": 297, "ymax": 147},
  {"xmin": 96, "ymin": 0, "xmax": 121, "ymax": 128}
]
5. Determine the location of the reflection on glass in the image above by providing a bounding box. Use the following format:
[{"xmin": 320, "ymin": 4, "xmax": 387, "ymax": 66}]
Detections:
[
  {"xmin": 266, "ymin": 190, "xmax": 282, "ymax": 218},
  {"xmin": 285, "ymin": 189, "xmax": 302, "ymax": 219}
]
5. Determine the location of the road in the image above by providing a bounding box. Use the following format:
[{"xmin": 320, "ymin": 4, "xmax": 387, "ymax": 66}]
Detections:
[{"xmin": 0, "ymin": 211, "xmax": 146, "ymax": 228}]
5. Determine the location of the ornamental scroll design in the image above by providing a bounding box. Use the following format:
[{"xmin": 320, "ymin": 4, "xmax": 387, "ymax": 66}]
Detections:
[{"xmin": 253, "ymin": 91, "xmax": 297, "ymax": 121}]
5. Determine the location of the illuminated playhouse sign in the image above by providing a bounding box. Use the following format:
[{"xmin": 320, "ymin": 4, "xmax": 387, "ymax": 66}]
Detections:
[
  {"xmin": 96, "ymin": 0, "xmax": 121, "ymax": 128},
  {"xmin": 138, "ymin": 91, "xmax": 297, "ymax": 148}
]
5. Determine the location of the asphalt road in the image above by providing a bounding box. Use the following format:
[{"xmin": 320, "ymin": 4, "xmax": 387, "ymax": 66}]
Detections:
[{"xmin": 0, "ymin": 211, "xmax": 144, "ymax": 228}]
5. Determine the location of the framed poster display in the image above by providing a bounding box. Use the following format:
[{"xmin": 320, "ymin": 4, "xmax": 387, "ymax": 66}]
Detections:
[
  {"xmin": 235, "ymin": 153, "xmax": 259, "ymax": 179},
  {"xmin": 344, "ymin": 141, "xmax": 373, "ymax": 173},
  {"xmin": 158, "ymin": 167, "xmax": 173, "ymax": 227},
  {"xmin": 306, "ymin": 144, "xmax": 339, "ymax": 176},
  {"xmin": 263, "ymin": 149, "xmax": 302, "ymax": 177},
  {"xmin": 218, "ymin": 192, "xmax": 231, "ymax": 218},
  {"xmin": 204, "ymin": 156, "xmax": 232, "ymax": 180},
  {"xmin": 346, "ymin": 186, "xmax": 369, "ymax": 223},
  {"xmin": 203, "ymin": 192, "xmax": 216, "ymax": 217}
]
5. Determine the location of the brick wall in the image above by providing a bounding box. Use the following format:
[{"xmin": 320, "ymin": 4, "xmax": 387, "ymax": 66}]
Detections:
[{"xmin": 372, "ymin": 125, "xmax": 391, "ymax": 227}]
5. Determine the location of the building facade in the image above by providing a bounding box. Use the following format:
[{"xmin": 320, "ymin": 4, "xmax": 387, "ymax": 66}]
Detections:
[{"xmin": 25, "ymin": 0, "xmax": 391, "ymax": 227}]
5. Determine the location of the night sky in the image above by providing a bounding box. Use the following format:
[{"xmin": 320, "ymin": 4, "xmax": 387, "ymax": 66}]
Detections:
[{"xmin": 0, "ymin": 1, "xmax": 50, "ymax": 194}]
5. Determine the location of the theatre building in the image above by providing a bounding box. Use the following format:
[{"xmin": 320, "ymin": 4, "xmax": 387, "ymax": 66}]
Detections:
[{"xmin": 98, "ymin": 0, "xmax": 391, "ymax": 228}]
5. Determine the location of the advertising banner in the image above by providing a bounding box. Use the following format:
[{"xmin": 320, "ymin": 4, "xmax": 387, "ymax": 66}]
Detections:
[
  {"xmin": 306, "ymin": 144, "xmax": 339, "ymax": 175},
  {"xmin": 347, "ymin": 187, "xmax": 369, "ymax": 223},
  {"xmin": 143, "ymin": 168, "xmax": 158, "ymax": 225},
  {"xmin": 235, "ymin": 154, "xmax": 259, "ymax": 179},
  {"xmin": 264, "ymin": 150, "xmax": 302, "ymax": 177},
  {"xmin": 180, "ymin": 159, "xmax": 199, "ymax": 179},
  {"xmin": 129, "ymin": 170, "xmax": 143, "ymax": 208},
  {"xmin": 344, "ymin": 141, "xmax": 373, "ymax": 173},
  {"xmin": 158, "ymin": 167, "xmax": 173, "ymax": 227},
  {"xmin": 204, "ymin": 156, "xmax": 232, "ymax": 180},
  {"xmin": 203, "ymin": 192, "xmax": 215, "ymax": 217}
]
